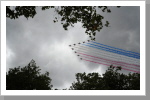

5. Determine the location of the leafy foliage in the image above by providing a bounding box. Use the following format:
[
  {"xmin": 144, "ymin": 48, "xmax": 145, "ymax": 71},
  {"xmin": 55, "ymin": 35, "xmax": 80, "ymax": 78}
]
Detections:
[
  {"xmin": 6, "ymin": 6, "xmax": 54, "ymax": 19},
  {"xmin": 6, "ymin": 60, "xmax": 139, "ymax": 90},
  {"xmin": 6, "ymin": 59, "xmax": 53, "ymax": 90},
  {"xmin": 6, "ymin": 6, "xmax": 120, "ymax": 40},
  {"xmin": 69, "ymin": 65, "xmax": 140, "ymax": 90},
  {"xmin": 6, "ymin": 6, "xmax": 37, "ymax": 19}
]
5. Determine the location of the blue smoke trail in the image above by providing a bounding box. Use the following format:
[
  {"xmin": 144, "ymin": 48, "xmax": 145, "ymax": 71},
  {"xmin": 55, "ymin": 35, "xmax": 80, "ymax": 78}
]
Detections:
[
  {"xmin": 82, "ymin": 44, "xmax": 140, "ymax": 59},
  {"xmin": 85, "ymin": 42, "xmax": 140, "ymax": 57},
  {"xmin": 91, "ymin": 41, "xmax": 140, "ymax": 55}
]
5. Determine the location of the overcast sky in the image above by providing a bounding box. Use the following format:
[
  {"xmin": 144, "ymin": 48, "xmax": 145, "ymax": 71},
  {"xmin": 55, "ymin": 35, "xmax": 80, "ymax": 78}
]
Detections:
[{"xmin": 6, "ymin": 6, "xmax": 140, "ymax": 89}]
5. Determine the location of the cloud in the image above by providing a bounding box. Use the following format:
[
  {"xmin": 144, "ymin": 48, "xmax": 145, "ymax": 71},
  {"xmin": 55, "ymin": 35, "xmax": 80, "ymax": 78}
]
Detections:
[
  {"xmin": 95, "ymin": 6, "xmax": 140, "ymax": 52},
  {"xmin": 6, "ymin": 6, "xmax": 140, "ymax": 89}
]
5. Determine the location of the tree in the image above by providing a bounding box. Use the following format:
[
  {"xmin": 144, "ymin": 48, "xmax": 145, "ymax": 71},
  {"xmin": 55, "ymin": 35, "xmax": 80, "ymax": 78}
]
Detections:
[
  {"xmin": 69, "ymin": 65, "xmax": 140, "ymax": 90},
  {"xmin": 6, "ymin": 6, "xmax": 120, "ymax": 40},
  {"xmin": 6, "ymin": 59, "xmax": 53, "ymax": 90}
]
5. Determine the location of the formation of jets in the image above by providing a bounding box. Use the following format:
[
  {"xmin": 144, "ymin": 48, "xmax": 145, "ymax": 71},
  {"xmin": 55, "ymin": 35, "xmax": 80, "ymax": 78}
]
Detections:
[
  {"xmin": 68, "ymin": 40, "xmax": 93, "ymax": 60},
  {"xmin": 68, "ymin": 40, "xmax": 91, "ymax": 47}
]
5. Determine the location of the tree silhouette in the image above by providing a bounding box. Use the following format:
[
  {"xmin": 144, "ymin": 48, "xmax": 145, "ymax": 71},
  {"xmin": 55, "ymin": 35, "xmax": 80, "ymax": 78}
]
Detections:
[
  {"xmin": 69, "ymin": 65, "xmax": 140, "ymax": 90},
  {"xmin": 6, "ymin": 6, "xmax": 120, "ymax": 40},
  {"xmin": 6, "ymin": 59, "xmax": 53, "ymax": 90}
]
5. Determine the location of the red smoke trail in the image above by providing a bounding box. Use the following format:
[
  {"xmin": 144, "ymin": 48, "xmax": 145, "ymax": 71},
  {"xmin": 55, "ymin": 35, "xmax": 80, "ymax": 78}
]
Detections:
[
  {"xmin": 82, "ymin": 58, "xmax": 140, "ymax": 73},
  {"xmin": 79, "ymin": 54, "xmax": 139, "ymax": 71},
  {"xmin": 69, "ymin": 41, "xmax": 140, "ymax": 73},
  {"xmin": 75, "ymin": 48, "xmax": 139, "ymax": 66},
  {"xmin": 74, "ymin": 45, "xmax": 139, "ymax": 65},
  {"xmin": 78, "ymin": 52, "xmax": 140, "ymax": 68}
]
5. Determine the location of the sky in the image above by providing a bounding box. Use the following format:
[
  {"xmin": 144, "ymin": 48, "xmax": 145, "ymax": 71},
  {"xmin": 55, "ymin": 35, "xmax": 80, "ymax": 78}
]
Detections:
[{"xmin": 6, "ymin": 6, "xmax": 140, "ymax": 89}]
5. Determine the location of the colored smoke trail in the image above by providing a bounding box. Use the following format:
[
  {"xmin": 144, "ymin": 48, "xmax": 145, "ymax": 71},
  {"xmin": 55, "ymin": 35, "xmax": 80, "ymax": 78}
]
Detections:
[
  {"xmin": 82, "ymin": 58, "xmax": 140, "ymax": 73},
  {"xmin": 74, "ymin": 45, "xmax": 140, "ymax": 62},
  {"xmin": 74, "ymin": 46, "xmax": 140, "ymax": 65},
  {"xmin": 69, "ymin": 41, "xmax": 140, "ymax": 74},
  {"xmin": 80, "ymin": 41, "xmax": 140, "ymax": 59},
  {"xmin": 90, "ymin": 41, "xmax": 140, "ymax": 55},
  {"xmin": 85, "ymin": 43, "xmax": 140, "ymax": 59},
  {"xmin": 77, "ymin": 52, "xmax": 140, "ymax": 70},
  {"xmin": 82, "ymin": 43, "xmax": 140, "ymax": 59}
]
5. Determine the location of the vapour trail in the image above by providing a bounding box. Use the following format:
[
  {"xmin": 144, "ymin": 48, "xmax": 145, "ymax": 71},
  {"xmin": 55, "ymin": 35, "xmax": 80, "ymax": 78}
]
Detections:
[
  {"xmin": 77, "ymin": 52, "xmax": 139, "ymax": 71},
  {"xmin": 90, "ymin": 41, "xmax": 140, "ymax": 55},
  {"xmin": 76, "ymin": 51, "xmax": 139, "ymax": 68},
  {"xmin": 85, "ymin": 41, "xmax": 140, "ymax": 57},
  {"xmin": 82, "ymin": 43, "xmax": 139, "ymax": 59},
  {"xmin": 69, "ymin": 40, "xmax": 140, "ymax": 73},
  {"xmin": 73, "ymin": 46, "xmax": 140, "ymax": 65},
  {"xmin": 74, "ymin": 44, "xmax": 140, "ymax": 62},
  {"xmin": 75, "ymin": 41, "xmax": 140, "ymax": 59},
  {"xmin": 82, "ymin": 58, "xmax": 140, "ymax": 73}
]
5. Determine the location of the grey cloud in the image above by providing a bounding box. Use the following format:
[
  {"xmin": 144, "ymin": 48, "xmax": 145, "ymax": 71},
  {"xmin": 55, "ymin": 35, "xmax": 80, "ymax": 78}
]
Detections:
[
  {"xmin": 95, "ymin": 6, "xmax": 140, "ymax": 53},
  {"xmin": 6, "ymin": 6, "xmax": 140, "ymax": 89}
]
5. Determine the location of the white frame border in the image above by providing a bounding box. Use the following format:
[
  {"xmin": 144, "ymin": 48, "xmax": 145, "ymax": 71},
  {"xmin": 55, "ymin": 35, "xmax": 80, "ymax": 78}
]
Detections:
[{"xmin": 1, "ymin": 1, "xmax": 145, "ymax": 96}]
